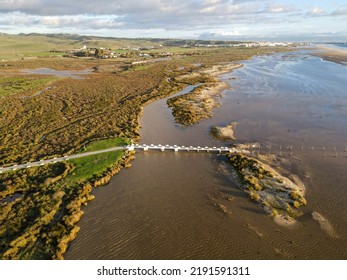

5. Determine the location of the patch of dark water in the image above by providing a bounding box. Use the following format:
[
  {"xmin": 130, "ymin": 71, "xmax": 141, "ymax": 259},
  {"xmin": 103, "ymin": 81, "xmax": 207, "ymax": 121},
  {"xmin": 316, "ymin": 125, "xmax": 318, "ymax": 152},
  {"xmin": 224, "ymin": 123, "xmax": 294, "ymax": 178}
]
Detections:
[
  {"xmin": 21, "ymin": 68, "xmax": 93, "ymax": 79},
  {"xmin": 0, "ymin": 193, "xmax": 22, "ymax": 204}
]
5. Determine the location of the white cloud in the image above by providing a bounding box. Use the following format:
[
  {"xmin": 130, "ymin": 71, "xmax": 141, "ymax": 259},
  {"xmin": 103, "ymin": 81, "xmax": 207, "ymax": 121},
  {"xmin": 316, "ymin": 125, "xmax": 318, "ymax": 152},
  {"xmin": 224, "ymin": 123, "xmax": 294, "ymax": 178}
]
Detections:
[
  {"xmin": 331, "ymin": 7, "xmax": 347, "ymax": 16},
  {"xmin": 0, "ymin": 12, "xmax": 124, "ymax": 30},
  {"xmin": 39, "ymin": 16, "xmax": 61, "ymax": 26},
  {"xmin": 0, "ymin": 11, "xmax": 35, "ymax": 25},
  {"xmin": 268, "ymin": 6, "xmax": 284, "ymax": 13},
  {"xmin": 307, "ymin": 7, "xmax": 325, "ymax": 16},
  {"xmin": 0, "ymin": 1, "xmax": 346, "ymax": 41},
  {"xmin": 200, "ymin": 6, "xmax": 217, "ymax": 14},
  {"xmin": 213, "ymin": 29, "xmax": 242, "ymax": 36}
]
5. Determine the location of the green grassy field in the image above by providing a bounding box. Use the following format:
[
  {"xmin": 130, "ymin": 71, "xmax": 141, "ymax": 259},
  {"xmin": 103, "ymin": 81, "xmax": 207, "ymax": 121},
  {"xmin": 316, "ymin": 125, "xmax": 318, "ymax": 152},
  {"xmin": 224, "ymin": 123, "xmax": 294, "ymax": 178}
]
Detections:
[
  {"xmin": 0, "ymin": 76, "xmax": 58, "ymax": 97},
  {"xmin": 79, "ymin": 137, "xmax": 130, "ymax": 153},
  {"xmin": 0, "ymin": 34, "xmax": 255, "ymax": 61},
  {"xmin": 25, "ymin": 52, "xmax": 66, "ymax": 57},
  {"xmin": 112, "ymin": 49, "xmax": 130, "ymax": 54},
  {"xmin": 147, "ymin": 46, "xmax": 205, "ymax": 54},
  {"xmin": 0, "ymin": 34, "xmax": 163, "ymax": 60},
  {"xmin": 65, "ymin": 138, "xmax": 129, "ymax": 184},
  {"xmin": 130, "ymin": 64, "xmax": 151, "ymax": 71},
  {"xmin": 66, "ymin": 137, "xmax": 129, "ymax": 183},
  {"xmin": 0, "ymin": 35, "xmax": 68, "ymax": 59},
  {"xmin": 66, "ymin": 151, "xmax": 124, "ymax": 185}
]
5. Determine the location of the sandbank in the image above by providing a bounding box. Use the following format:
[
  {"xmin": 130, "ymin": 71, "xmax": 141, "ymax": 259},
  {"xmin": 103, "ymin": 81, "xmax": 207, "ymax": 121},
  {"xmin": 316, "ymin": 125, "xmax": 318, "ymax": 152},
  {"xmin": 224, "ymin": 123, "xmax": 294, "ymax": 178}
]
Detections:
[{"xmin": 312, "ymin": 45, "xmax": 347, "ymax": 65}]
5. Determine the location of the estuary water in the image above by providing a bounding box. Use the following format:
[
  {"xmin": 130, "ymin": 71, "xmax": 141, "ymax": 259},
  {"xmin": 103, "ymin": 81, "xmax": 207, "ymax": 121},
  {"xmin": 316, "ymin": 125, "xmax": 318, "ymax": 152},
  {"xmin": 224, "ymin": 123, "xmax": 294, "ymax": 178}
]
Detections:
[
  {"xmin": 329, "ymin": 43, "xmax": 347, "ymax": 49},
  {"xmin": 66, "ymin": 50, "xmax": 347, "ymax": 259}
]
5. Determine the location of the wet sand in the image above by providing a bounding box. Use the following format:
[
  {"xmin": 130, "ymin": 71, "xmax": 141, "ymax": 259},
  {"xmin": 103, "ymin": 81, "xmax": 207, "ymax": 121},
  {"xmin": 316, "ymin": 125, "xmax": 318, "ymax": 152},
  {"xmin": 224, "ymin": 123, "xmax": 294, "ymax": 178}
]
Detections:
[
  {"xmin": 66, "ymin": 50, "xmax": 347, "ymax": 260},
  {"xmin": 311, "ymin": 45, "xmax": 347, "ymax": 65}
]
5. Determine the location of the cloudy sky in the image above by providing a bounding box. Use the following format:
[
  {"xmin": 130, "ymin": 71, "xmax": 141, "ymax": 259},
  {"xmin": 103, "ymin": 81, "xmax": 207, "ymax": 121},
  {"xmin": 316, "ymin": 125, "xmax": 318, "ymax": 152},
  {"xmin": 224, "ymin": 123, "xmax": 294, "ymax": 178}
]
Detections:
[{"xmin": 0, "ymin": 0, "xmax": 346, "ymax": 41}]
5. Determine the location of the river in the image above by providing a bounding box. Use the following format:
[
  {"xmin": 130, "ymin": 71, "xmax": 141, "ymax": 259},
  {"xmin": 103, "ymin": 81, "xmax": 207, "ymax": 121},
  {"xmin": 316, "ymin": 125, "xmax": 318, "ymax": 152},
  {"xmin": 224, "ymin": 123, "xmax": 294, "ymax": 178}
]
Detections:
[{"xmin": 65, "ymin": 50, "xmax": 347, "ymax": 259}]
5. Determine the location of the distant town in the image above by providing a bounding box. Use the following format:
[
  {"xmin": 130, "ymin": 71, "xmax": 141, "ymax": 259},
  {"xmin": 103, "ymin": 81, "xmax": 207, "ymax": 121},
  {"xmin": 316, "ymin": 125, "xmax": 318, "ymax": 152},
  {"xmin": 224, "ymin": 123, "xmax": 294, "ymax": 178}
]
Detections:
[{"xmin": 65, "ymin": 41, "xmax": 306, "ymax": 59}]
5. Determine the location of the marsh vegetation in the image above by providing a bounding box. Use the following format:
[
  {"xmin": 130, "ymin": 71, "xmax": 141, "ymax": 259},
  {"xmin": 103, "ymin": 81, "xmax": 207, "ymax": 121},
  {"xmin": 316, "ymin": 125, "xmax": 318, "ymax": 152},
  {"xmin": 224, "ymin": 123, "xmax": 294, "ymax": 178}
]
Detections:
[{"xmin": 0, "ymin": 137, "xmax": 134, "ymax": 259}]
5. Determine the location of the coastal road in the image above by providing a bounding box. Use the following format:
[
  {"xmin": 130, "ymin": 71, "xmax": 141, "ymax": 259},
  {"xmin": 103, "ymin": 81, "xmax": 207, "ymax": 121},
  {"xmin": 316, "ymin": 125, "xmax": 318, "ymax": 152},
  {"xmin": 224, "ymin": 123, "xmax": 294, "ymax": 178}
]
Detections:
[{"xmin": 0, "ymin": 146, "xmax": 128, "ymax": 174}]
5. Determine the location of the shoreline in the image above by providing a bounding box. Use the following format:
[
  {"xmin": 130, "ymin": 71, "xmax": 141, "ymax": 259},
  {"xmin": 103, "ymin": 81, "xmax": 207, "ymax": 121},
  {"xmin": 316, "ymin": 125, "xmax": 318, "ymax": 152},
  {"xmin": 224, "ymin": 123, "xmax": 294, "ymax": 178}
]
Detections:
[
  {"xmin": 311, "ymin": 45, "xmax": 347, "ymax": 65},
  {"xmin": 201, "ymin": 63, "xmax": 243, "ymax": 77}
]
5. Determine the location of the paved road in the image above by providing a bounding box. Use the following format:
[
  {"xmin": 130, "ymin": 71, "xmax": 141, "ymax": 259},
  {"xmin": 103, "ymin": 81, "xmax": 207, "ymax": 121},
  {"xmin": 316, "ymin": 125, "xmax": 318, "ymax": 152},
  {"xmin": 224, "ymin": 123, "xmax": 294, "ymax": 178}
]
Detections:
[{"xmin": 0, "ymin": 146, "xmax": 128, "ymax": 174}]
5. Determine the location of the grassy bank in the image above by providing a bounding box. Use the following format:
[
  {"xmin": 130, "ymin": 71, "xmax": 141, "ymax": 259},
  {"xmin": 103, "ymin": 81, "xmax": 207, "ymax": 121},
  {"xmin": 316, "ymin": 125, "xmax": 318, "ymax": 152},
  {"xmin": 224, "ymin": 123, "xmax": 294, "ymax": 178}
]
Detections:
[{"xmin": 66, "ymin": 151, "xmax": 125, "ymax": 185}]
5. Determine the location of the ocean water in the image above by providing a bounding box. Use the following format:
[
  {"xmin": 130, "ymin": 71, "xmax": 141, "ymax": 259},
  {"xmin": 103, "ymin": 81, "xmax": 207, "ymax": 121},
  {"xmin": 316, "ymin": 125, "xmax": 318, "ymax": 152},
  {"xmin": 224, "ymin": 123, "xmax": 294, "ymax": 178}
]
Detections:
[{"xmin": 327, "ymin": 42, "xmax": 347, "ymax": 50}]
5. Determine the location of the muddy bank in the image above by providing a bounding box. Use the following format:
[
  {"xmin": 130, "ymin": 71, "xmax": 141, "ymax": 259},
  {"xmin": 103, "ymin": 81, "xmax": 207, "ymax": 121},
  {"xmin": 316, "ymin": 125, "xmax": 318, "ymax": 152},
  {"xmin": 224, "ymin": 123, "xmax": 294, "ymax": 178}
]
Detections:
[{"xmin": 211, "ymin": 122, "xmax": 237, "ymax": 141}]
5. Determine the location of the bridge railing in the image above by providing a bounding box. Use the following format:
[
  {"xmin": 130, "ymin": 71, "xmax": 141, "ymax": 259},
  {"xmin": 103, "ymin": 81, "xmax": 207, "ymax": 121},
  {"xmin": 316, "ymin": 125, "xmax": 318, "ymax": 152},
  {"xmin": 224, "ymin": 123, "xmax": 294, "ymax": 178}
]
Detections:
[{"xmin": 128, "ymin": 144, "xmax": 242, "ymax": 153}]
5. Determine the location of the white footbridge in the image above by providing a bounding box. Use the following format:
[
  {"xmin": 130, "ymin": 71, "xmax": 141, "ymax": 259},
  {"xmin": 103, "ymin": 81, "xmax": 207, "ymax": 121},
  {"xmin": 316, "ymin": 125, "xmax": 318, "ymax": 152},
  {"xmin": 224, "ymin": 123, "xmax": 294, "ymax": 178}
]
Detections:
[
  {"xmin": 128, "ymin": 144, "xmax": 241, "ymax": 154},
  {"xmin": 0, "ymin": 144, "xmax": 242, "ymax": 173}
]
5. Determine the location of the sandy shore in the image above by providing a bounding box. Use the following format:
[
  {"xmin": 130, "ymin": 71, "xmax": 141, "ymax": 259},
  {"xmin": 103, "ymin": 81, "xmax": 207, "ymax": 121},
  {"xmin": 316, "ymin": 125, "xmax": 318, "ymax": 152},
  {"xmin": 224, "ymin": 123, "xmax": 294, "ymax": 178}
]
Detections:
[
  {"xmin": 273, "ymin": 215, "xmax": 297, "ymax": 227},
  {"xmin": 311, "ymin": 45, "xmax": 347, "ymax": 65},
  {"xmin": 312, "ymin": 211, "xmax": 339, "ymax": 238},
  {"xmin": 201, "ymin": 63, "xmax": 243, "ymax": 76}
]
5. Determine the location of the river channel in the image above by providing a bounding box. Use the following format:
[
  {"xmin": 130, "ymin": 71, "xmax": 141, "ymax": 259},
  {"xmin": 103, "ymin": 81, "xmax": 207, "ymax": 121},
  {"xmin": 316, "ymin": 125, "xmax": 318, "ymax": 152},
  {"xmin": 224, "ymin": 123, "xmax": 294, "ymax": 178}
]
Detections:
[{"xmin": 66, "ymin": 50, "xmax": 347, "ymax": 259}]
